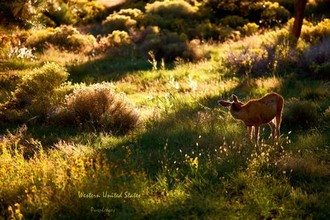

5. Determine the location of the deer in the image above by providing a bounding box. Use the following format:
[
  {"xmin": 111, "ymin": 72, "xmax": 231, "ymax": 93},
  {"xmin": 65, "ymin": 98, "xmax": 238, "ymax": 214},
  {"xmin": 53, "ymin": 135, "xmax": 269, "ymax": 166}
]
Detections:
[{"xmin": 218, "ymin": 92, "xmax": 284, "ymax": 144}]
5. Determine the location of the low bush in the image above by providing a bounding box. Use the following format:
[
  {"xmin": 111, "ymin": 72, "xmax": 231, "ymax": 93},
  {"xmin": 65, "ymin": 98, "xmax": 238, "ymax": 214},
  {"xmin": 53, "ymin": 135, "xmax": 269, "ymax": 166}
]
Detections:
[
  {"xmin": 300, "ymin": 37, "xmax": 330, "ymax": 79},
  {"xmin": 240, "ymin": 22, "xmax": 260, "ymax": 36},
  {"xmin": 24, "ymin": 28, "xmax": 55, "ymax": 50},
  {"xmin": 220, "ymin": 15, "xmax": 248, "ymax": 28},
  {"xmin": 301, "ymin": 18, "xmax": 330, "ymax": 44},
  {"xmin": 145, "ymin": 0, "xmax": 197, "ymax": 18},
  {"xmin": 4, "ymin": 63, "xmax": 69, "ymax": 119},
  {"xmin": 204, "ymin": 0, "xmax": 290, "ymax": 28},
  {"xmin": 259, "ymin": 1, "xmax": 290, "ymax": 26},
  {"xmin": 43, "ymin": 1, "xmax": 77, "ymax": 25},
  {"xmin": 193, "ymin": 20, "xmax": 222, "ymax": 39},
  {"xmin": 224, "ymin": 28, "xmax": 304, "ymax": 76},
  {"xmin": 51, "ymin": 83, "xmax": 140, "ymax": 134},
  {"xmin": 102, "ymin": 14, "xmax": 137, "ymax": 34},
  {"xmin": 75, "ymin": 1, "xmax": 107, "ymax": 24},
  {"xmin": 284, "ymin": 98, "xmax": 320, "ymax": 130},
  {"xmin": 141, "ymin": 0, "xmax": 198, "ymax": 36},
  {"xmin": 25, "ymin": 25, "xmax": 96, "ymax": 52},
  {"xmin": 225, "ymin": 47, "xmax": 272, "ymax": 76},
  {"xmin": 138, "ymin": 28, "xmax": 207, "ymax": 62},
  {"xmin": 97, "ymin": 31, "xmax": 132, "ymax": 53},
  {"xmin": 115, "ymin": 8, "xmax": 144, "ymax": 21},
  {"xmin": 142, "ymin": 13, "xmax": 190, "ymax": 35}
]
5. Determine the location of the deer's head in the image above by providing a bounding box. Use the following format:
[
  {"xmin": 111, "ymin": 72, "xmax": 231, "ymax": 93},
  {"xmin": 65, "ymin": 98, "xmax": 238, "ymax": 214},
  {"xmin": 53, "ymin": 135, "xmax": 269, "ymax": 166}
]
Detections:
[{"xmin": 218, "ymin": 94, "xmax": 244, "ymax": 111}]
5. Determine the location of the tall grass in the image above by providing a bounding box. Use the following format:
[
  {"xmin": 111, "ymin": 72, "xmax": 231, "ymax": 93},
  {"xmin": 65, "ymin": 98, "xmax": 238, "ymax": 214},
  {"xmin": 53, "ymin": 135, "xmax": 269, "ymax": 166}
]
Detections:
[{"xmin": 0, "ymin": 127, "xmax": 147, "ymax": 219}]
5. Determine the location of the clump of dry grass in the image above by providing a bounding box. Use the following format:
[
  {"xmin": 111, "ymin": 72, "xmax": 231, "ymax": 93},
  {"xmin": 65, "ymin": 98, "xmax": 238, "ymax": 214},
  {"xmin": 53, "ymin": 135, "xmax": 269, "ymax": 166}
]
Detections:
[{"xmin": 50, "ymin": 83, "xmax": 140, "ymax": 134}]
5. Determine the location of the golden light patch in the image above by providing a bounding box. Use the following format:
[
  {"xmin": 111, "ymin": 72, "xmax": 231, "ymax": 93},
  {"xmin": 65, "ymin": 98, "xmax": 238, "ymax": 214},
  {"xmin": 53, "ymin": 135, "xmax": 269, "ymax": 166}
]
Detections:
[{"xmin": 255, "ymin": 77, "xmax": 282, "ymax": 91}]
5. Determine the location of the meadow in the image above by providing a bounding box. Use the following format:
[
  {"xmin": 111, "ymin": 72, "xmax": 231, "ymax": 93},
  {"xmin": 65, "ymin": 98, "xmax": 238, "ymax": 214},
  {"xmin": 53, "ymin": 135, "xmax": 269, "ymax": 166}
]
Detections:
[{"xmin": 1, "ymin": 0, "xmax": 330, "ymax": 219}]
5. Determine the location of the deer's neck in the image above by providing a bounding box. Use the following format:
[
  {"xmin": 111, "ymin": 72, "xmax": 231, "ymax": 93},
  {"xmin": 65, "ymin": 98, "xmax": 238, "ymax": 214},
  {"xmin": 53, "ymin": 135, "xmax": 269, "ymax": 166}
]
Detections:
[{"xmin": 230, "ymin": 104, "xmax": 247, "ymax": 120}]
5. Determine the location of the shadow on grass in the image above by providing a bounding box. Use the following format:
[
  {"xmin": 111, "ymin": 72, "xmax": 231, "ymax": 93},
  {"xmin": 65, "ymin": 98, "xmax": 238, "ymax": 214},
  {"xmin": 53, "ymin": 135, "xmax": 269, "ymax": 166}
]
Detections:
[
  {"xmin": 101, "ymin": 94, "xmax": 251, "ymax": 178},
  {"xmin": 0, "ymin": 121, "xmax": 81, "ymax": 148},
  {"xmin": 67, "ymin": 53, "xmax": 175, "ymax": 84},
  {"xmin": 68, "ymin": 55, "xmax": 149, "ymax": 83}
]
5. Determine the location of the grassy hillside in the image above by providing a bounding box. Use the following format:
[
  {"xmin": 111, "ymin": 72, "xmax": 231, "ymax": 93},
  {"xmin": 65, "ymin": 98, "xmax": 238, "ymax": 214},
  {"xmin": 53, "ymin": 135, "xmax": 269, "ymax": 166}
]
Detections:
[{"xmin": 1, "ymin": 0, "xmax": 330, "ymax": 219}]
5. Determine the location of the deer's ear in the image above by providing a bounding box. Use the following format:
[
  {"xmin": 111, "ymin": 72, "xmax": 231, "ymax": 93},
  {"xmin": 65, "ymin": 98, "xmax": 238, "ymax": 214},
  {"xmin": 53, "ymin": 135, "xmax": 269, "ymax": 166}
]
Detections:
[
  {"xmin": 232, "ymin": 94, "xmax": 239, "ymax": 103},
  {"xmin": 218, "ymin": 100, "xmax": 232, "ymax": 107}
]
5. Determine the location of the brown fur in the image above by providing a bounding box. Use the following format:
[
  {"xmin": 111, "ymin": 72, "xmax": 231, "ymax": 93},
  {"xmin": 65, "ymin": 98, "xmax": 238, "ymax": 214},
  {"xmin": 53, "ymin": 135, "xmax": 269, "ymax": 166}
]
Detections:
[{"xmin": 219, "ymin": 92, "xmax": 284, "ymax": 144}]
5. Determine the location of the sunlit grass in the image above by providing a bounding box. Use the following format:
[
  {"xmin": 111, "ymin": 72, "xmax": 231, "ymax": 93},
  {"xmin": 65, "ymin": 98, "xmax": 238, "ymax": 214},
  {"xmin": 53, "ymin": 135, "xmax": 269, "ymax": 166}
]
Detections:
[
  {"xmin": 38, "ymin": 46, "xmax": 89, "ymax": 65},
  {"xmin": 1, "ymin": 23, "xmax": 330, "ymax": 219}
]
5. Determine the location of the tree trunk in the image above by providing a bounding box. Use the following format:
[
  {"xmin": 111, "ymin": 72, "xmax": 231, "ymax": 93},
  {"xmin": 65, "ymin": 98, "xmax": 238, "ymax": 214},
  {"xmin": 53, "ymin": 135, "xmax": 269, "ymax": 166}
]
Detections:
[{"xmin": 291, "ymin": 0, "xmax": 308, "ymax": 46}]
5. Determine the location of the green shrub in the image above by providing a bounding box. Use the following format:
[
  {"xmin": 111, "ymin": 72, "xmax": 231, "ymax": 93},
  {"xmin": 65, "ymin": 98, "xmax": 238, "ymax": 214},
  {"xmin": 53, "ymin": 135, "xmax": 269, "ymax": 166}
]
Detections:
[
  {"xmin": 40, "ymin": 0, "xmax": 107, "ymax": 26},
  {"xmin": 116, "ymin": 8, "xmax": 143, "ymax": 21},
  {"xmin": 240, "ymin": 22, "xmax": 259, "ymax": 36},
  {"xmin": 259, "ymin": 2, "xmax": 290, "ymax": 26},
  {"xmin": 25, "ymin": 28, "xmax": 56, "ymax": 50},
  {"xmin": 301, "ymin": 19, "xmax": 330, "ymax": 44},
  {"xmin": 75, "ymin": 1, "xmax": 107, "ymax": 24},
  {"xmin": 142, "ymin": 13, "xmax": 189, "ymax": 35},
  {"xmin": 25, "ymin": 25, "xmax": 96, "ymax": 52},
  {"xmin": 220, "ymin": 15, "xmax": 248, "ymax": 28},
  {"xmin": 98, "ymin": 31, "xmax": 131, "ymax": 50},
  {"xmin": 44, "ymin": 1, "xmax": 77, "ymax": 25},
  {"xmin": 145, "ymin": 0, "xmax": 197, "ymax": 18},
  {"xmin": 139, "ymin": 28, "xmax": 183, "ymax": 60},
  {"xmin": 53, "ymin": 25, "xmax": 92, "ymax": 49},
  {"xmin": 204, "ymin": 0, "xmax": 290, "ymax": 28},
  {"xmin": 53, "ymin": 83, "xmax": 140, "ymax": 133},
  {"xmin": 284, "ymin": 99, "xmax": 320, "ymax": 130},
  {"xmin": 5, "ymin": 63, "xmax": 69, "ymax": 118},
  {"xmin": 193, "ymin": 20, "xmax": 222, "ymax": 39},
  {"xmin": 139, "ymin": 29, "xmax": 206, "ymax": 62},
  {"xmin": 102, "ymin": 14, "xmax": 137, "ymax": 34},
  {"xmin": 142, "ymin": 0, "xmax": 197, "ymax": 35},
  {"xmin": 101, "ymin": 8, "xmax": 144, "ymax": 35},
  {"xmin": 225, "ymin": 47, "xmax": 271, "ymax": 76},
  {"xmin": 66, "ymin": 33, "xmax": 96, "ymax": 52}
]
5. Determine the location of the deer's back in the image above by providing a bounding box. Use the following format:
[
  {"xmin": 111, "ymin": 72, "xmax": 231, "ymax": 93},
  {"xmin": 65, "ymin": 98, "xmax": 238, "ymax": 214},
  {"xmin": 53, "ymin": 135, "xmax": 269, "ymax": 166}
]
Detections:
[{"xmin": 243, "ymin": 93, "xmax": 283, "ymax": 125}]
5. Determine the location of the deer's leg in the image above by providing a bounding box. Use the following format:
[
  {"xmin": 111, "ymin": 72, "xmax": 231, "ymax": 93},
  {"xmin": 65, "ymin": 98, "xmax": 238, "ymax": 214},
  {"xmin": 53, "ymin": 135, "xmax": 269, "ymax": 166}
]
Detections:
[
  {"xmin": 254, "ymin": 125, "xmax": 260, "ymax": 144},
  {"xmin": 275, "ymin": 114, "xmax": 282, "ymax": 139},
  {"xmin": 268, "ymin": 121, "xmax": 276, "ymax": 142},
  {"xmin": 247, "ymin": 126, "xmax": 253, "ymax": 140}
]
